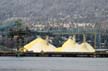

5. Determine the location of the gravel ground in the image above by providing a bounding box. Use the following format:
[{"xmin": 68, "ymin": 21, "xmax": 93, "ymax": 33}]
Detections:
[{"xmin": 0, "ymin": 57, "xmax": 108, "ymax": 71}]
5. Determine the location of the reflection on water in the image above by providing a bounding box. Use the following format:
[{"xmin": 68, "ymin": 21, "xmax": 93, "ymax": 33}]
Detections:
[
  {"xmin": 0, "ymin": 57, "xmax": 108, "ymax": 71},
  {"xmin": 0, "ymin": 69, "xmax": 54, "ymax": 71}
]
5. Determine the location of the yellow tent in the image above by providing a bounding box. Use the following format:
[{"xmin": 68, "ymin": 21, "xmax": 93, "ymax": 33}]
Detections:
[
  {"xmin": 56, "ymin": 36, "xmax": 80, "ymax": 52},
  {"xmin": 55, "ymin": 47, "xmax": 62, "ymax": 52},
  {"xmin": 78, "ymin": 34, "xmax": 95, "ymax": 52},
  {"xmin": 20, "ymin": 37, "xmax": 56, "ymax": 52},
  {"xmin": 79, "ymin": 42, "xmax": 95, "ymax": 52}
]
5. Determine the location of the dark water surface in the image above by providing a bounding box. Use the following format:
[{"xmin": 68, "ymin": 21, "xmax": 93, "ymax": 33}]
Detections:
[{"xmin": 0, "ymin": 57, "xmax": 108, "ymax": 71}]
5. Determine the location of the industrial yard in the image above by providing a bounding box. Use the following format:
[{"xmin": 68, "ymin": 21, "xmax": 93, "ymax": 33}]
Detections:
[
  {"xmin": 0, "ymin": 20, "xmax": 108, "ymax": 57},
  {"xmin": 0, "ymin": 0, "xmax": 108, "ymax": 71}
]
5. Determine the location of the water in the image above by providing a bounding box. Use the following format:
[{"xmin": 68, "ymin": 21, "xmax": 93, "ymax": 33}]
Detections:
[{"xmin": 0, "ymin": 57, "xmax": 108, "ymax": 71}]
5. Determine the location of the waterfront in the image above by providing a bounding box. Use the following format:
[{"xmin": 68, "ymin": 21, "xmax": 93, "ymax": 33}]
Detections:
[{"xmin": 0, "ymin": 57, "xmax": 108, "ymax": 71}]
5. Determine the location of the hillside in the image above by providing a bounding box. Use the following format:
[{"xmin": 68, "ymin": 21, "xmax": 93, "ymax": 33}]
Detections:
[{"xmin": 0, "ymin": 0, "xmax": 108, "ymax": 23}]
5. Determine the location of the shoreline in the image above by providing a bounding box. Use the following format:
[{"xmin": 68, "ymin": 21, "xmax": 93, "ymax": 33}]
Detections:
[{"xmin": 0, "ymin": 51, "xmax": 107, "ymax": 57}]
